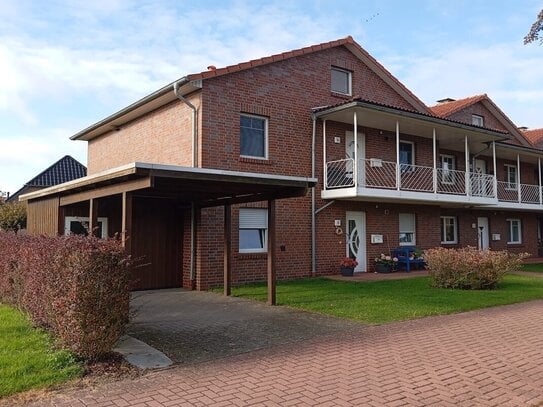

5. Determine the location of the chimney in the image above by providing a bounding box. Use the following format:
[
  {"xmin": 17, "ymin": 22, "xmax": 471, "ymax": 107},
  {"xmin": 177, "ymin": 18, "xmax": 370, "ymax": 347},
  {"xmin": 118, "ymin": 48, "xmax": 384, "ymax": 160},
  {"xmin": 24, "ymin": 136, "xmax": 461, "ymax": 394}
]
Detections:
[
  {"xmin": 518, "ymin": 126, "xmax": 528, "ymax": 131},
  {"xmin": 207, "ymin": 65, "xmax": 217, "ymax": 71},
  {"xmin": 436, "ymin": 98, "xmax": 456, "ymax": 103}
]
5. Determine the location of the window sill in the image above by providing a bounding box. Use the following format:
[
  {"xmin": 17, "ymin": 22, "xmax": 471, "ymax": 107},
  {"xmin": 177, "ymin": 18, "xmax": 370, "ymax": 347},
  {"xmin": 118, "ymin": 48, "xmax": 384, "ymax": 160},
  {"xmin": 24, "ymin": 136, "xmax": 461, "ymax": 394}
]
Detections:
[
  {"xmin": 331, "ymin": 91, "xmax": 352, "ymax": 99},
  {"xmin": 237, "ymin": 252, "xmax": 267, "ymax": 260},
  {"xmin": 239, "ymin": 157, "xmax": 273, "ymax": 165}
]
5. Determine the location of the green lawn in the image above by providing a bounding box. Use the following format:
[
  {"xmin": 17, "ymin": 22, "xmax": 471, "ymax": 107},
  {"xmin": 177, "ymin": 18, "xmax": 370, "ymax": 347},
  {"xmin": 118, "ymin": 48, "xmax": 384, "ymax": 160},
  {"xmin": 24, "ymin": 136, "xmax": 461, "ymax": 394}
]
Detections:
[
  {"xmin": 520, "ymin": 263, "xmax": 543, "ymax": 273},
  {"xmin": 228, "ymin": 275, "xmax": 543, "ymax": 324},
  {"xmin": 0, "ymin": 305, "xmax": 83, "ymax": 398}
]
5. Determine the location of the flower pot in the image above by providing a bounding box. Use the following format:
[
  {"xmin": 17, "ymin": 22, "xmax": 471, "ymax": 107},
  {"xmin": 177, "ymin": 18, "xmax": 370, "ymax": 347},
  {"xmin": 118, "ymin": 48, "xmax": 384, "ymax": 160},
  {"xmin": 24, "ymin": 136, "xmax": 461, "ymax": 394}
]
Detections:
[
  {"xmin": 340, "ymin": 266, "xmax": 355, "ymax": 277},
  {"xmin": 375, "ymin": 263, "xmax": 392, "ymax": 273}
]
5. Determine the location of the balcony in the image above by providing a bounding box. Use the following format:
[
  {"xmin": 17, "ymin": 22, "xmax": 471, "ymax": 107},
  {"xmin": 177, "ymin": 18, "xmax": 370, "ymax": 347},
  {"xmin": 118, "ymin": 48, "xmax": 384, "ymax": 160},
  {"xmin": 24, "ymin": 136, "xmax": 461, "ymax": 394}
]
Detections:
[{"xmin": 323, "ymin": 158, "xmax": 543, "ymax": 209}]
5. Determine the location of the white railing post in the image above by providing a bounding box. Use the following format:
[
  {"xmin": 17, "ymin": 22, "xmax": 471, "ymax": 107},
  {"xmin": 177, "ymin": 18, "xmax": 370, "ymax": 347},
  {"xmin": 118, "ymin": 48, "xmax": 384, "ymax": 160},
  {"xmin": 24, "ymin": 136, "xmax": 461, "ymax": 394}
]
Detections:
[
  {"xmin": 396, "ymin": 121, "xmax": 400, "ymax": 190},
  {"xmin": 492, "ymin": 141, "xmax": 498, "ymax": 199},
  {"xmin": 517, "ymin": 154, "xmax": 521, "ymax": 203},
  {"xmin": 433, "ymin": 128, "xmax": 437, "ymax": 194},
  {"xmin": 464, "ymin": 136, "xmax": 470, "ymax": 196},
  {"xmin": 323, "ymin": 120, "xmax": 327, "ymax": 188},
  {"xmin": 353, "ymin": 112, "xmax": 358, "ymax": 188},
  {"xmin": 539, "ymin": 157, "xmax": 542, "ymax": 206}
]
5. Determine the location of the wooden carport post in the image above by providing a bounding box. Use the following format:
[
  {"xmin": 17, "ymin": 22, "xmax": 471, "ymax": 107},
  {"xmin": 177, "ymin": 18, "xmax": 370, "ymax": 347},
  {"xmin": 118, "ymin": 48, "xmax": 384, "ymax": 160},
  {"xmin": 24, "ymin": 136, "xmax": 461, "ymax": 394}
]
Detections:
[
  {"xmin": 224, "ymin": 204, "xmax": 232, "ymax": 296},
  {"xmin": 121, "ymin": 192, "xmax": 132, "ymax": 252},
  {"xmin": 89, "ymin": 198, "xmax": 98, "ymax": 237},
  {"xmin": 267, "ymin": 199, "xmax": 276, "ymax": 305}
]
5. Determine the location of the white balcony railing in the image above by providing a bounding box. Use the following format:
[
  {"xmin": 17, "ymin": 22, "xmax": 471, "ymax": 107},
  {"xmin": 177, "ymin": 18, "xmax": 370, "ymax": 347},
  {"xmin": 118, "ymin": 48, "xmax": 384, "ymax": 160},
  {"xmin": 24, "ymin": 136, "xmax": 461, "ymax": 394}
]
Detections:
[
  {"xmin": 325, "ymin": 158, "xmax": 543, "ymax": 206},
  {"xmin": 497, "ymin": 181, "xmax": 542, "ymax": 204}
]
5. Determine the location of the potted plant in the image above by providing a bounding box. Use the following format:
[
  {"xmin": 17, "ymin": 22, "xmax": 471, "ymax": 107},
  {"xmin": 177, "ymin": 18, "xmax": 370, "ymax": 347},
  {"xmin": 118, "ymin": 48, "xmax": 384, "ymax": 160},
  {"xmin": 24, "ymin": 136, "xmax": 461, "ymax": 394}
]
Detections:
[
  {"xmin": 374, "ymin": 253, "xmax": 398, "ymax": 273},
  {"xmin": 340, "ymin": 257, "xmax": 358, "ymax": 276}
]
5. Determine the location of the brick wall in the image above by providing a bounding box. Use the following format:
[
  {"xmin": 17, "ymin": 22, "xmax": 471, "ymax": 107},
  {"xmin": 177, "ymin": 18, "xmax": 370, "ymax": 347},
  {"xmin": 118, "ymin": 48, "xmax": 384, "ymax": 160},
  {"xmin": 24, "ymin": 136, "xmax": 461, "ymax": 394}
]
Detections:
[
  {"xmin": 87, "ymin": 93, "xmax": 201, "ymax": 174},
  {"xmin": 447, "ymin": 102, "xmax": 508, "ymax": 132}
]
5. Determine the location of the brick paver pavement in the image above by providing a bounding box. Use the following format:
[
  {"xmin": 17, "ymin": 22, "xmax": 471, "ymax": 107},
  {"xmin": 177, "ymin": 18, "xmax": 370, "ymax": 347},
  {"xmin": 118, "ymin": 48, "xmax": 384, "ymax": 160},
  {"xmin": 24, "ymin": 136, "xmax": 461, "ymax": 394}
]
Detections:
[{"xmin": 25, "ymin": 300, "xmax": 543, "ymax": 406}]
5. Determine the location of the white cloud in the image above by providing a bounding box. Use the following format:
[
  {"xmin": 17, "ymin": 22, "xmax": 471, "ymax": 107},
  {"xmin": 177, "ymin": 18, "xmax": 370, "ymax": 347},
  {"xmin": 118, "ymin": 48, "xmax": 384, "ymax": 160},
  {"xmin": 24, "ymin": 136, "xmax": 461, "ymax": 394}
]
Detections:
[{"xmin": 387, "ymin": 42, "xmax": 543, "ymax": 128}]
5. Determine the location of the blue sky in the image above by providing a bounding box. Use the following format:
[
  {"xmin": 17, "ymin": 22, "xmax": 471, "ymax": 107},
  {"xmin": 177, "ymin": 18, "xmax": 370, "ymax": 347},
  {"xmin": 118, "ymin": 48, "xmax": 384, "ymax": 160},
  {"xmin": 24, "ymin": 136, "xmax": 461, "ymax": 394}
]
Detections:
[{"xmin": 1, "ymin": 0, "xmax": 542, "ymax": 194}]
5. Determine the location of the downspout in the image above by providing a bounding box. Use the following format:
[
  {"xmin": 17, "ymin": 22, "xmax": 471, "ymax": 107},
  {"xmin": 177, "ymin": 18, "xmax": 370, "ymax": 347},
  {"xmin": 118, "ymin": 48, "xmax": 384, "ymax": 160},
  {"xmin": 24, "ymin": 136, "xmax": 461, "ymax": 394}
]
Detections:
[
  {"xmin": 174, "ymin": 81, "xmax": 199, "ymax": 288},
  {"xmin": 311, "ymin": 114, "xmax": 317, "ymax": 277}
]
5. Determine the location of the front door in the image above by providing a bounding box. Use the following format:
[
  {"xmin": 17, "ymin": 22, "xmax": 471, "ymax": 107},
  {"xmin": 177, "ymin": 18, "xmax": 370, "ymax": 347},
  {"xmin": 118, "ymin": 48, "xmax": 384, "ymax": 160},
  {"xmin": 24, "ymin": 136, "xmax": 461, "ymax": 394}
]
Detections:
[
  {"xmin": 477, "ymin": 217, "xmax": 490, "ymax": 250},
  {"xmin": 473, "ymin": 159, "xmax": 487, "ymax": 196},
  {"xmin": 345, "ymin": 131, "xmax": 366, "ymax": 185},
  {"xmin": 346, "ymin": 211, "xmax": 366, "ymax": 272}
]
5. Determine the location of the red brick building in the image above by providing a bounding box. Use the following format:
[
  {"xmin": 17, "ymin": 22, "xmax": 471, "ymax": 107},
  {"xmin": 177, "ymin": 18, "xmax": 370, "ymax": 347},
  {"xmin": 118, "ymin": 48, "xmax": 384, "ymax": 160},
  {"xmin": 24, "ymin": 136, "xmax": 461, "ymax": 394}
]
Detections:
[{"xmin": 21, "ymin": 36, "xmax": 543, "ymax": 290}]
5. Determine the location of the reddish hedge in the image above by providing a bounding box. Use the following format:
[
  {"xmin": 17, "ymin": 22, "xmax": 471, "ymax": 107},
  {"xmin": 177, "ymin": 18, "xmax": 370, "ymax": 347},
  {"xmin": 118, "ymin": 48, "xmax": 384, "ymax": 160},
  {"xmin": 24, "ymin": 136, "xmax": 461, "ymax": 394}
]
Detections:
[{"xmin": 0, "ymin": 231, "xmax": 132, "ymax": 360}]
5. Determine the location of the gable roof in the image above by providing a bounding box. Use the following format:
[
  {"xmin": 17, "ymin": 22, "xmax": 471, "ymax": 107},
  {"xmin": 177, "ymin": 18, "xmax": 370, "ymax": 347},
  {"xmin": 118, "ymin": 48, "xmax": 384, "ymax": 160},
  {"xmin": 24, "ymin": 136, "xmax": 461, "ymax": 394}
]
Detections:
[
  {"xmin": 71, "ymin": 36, "xmax": 429, "ymax": 141},
  {"xmin": 429, "ymin": 94, "xmax": 532, "ymax": 147},
  {"xmin": 187, "ymin": 36, "xmax": 429, "ymax": 114},
  {"xmin": 523, "ymin": 128, "xmax": 543, "ymax": 147},
  {"xmin": 25, "ymin": 155, "xmax": 87, "ymax": 187},
  {"xmin": 8, "ymin": 156, "xmax": 87, "ymax": 202}
]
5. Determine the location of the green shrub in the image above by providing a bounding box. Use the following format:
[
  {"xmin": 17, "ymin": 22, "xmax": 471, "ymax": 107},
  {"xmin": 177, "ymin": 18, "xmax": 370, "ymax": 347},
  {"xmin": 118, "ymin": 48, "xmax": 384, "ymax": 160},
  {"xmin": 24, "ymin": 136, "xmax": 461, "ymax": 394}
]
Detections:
[
  {"xmin": 0, "ymin": 202, "xmax": 26, "ymax": 232},
  {"xmin": 424, "ymin": 246, "xmax": 527, "ymax": 290},
  {"xmin": 0, "ymin": 231, "xmax": 132, "ymax": 360}
]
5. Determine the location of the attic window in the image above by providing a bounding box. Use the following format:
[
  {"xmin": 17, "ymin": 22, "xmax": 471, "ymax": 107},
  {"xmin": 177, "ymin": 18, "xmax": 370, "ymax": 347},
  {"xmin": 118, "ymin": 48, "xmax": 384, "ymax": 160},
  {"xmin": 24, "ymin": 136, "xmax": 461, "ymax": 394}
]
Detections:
[
  {"xmin": 472, "ymin": 114, "xmax": 484, "ymax": 127},
  {"xmin": 331, "ymin": 67, "xmax": 352, "ymax": 95}
]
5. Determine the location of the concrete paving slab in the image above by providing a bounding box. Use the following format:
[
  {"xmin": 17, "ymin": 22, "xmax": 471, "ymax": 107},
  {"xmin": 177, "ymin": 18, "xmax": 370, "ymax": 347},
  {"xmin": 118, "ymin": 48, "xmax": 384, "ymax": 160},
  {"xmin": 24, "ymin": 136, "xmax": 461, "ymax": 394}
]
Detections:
[{"xmin": 113, "ymin": 335, "xmax": 172, "ymax": 369}]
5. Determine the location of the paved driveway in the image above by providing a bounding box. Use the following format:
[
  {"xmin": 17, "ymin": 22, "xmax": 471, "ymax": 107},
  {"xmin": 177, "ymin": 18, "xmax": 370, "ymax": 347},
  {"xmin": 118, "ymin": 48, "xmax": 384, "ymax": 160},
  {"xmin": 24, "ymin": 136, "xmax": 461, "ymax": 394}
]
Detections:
[{"xmin": 26, "ymin": 291, "xmax": 543, "ymax": 406}]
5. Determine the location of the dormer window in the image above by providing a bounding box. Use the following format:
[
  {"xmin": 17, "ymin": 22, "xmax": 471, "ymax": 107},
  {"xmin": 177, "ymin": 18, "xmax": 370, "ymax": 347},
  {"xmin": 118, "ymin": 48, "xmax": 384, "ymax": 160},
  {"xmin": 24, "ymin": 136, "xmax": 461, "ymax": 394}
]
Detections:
[
  {"xmin": 331, "ymin": 67, "xmax": 352, "ymax": 95},
  {"xmin": 472, "ymin": 114, "xmax": 484, "ymax": 126}
]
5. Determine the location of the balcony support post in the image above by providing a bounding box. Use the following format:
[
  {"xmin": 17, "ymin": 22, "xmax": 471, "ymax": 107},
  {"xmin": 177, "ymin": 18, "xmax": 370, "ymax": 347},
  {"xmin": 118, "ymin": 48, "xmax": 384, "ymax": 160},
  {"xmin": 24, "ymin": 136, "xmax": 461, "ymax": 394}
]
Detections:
[
  {"xmin": 432, "ymin": 128, "xmax": 437, "ymax": 194},
  {"xmin": 464, "ymin": 136, "xmax": 470, "ymax": 196},
  {"xmin": 539, "ymin": 157, "xmax": 542, "ymax": 206},
  {"xmin": 517, "ymin": 154, "xmax": 521, "ymax": 203},
  {"xmin": 353, "ymin": 112, "xmax": 358, "ymax": 188},
  {"xmin": 396, "ymin": 121, "xmax": 400, "ymax": 191},
  {"xmin": 323, "ymin": 120, "xmax": 327, "ymax": 188},
  {"xmin": 492, "ymin": 141, "xmax": 498, "ymax": 199}
]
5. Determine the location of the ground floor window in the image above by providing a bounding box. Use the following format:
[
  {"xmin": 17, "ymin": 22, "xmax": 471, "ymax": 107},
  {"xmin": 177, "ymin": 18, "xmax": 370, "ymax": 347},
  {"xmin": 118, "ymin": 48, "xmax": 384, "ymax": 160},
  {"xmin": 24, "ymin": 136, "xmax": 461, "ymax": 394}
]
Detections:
[
  {"xmin": 507, "ymin": 218, "xmax": 522, "ymax": 244},
  {"xmin": 440, "ymin": 216, "xmax": 457, "ymax": 244},
  {"xmin": 239, "ymin": 208, "xmax": 268, "ymax": 253},
  {"xmin": 64, "ymin": 216, "xmax": 108, "ymax": 239},
  {"xmin": 399, "ymin": 213, "xmax": 416, "ymax": 245}
]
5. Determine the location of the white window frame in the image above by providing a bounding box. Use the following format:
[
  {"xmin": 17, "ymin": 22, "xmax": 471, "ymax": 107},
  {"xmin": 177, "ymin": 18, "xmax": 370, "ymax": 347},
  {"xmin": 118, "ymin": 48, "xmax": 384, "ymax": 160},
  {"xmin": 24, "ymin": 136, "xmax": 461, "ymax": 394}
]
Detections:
[
  {"xmin": 440, "ymin": 216, "xmax": 458, "ymax": 244},
  {"xmin": 507, "ymin": 218, "xmax": 522, "ymax": 244},
  {"xmin": 472, "ymin": 114, "xmax": 484, "ymax": 126},
  {"xmin": 239, "ymin": 208, "xmax": 268, "ymax": 253},
  {"xmin": 64, "ymin": 216, "xmax": 108, "ymax": 239},
  {"xmin": 331, "ymin": 66, "xmax": 352, "ymax": 96},
  {"xmin": 240, "ymin": 113, "xmax": 269, "ymax": 160},
  {"xmin": 440, "ymin": 154, "xmax": 456, "ymax": 185},
  {"xmin": 399, "ymin": 213, "xmax": 416, "ymax": 246},
  {"xmin": 505, "ymin": 164, "xmax": 518, "ymax": 190},
  {"xmin": 399, "ymin": 140, "xmax": 415, "ymax": 173}
]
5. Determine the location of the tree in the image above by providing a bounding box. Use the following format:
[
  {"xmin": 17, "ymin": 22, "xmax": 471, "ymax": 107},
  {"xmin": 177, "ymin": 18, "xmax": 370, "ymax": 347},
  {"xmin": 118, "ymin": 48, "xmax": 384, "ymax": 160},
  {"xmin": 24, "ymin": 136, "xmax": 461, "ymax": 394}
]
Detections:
[
  {"xmin": 0, "ymin": 202, "xmax": 27, "ymax": 232},
  {"xmin": 524, "ymin": 9, "xmax": 543, "ymax": 44}
]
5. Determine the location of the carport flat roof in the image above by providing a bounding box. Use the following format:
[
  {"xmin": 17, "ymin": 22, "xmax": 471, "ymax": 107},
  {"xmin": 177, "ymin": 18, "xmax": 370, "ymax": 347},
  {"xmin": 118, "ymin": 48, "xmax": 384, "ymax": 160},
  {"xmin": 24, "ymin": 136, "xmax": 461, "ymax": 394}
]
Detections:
[{"xmin": 19, "ymin": 162, "xmax": 317, "ymax": 207}]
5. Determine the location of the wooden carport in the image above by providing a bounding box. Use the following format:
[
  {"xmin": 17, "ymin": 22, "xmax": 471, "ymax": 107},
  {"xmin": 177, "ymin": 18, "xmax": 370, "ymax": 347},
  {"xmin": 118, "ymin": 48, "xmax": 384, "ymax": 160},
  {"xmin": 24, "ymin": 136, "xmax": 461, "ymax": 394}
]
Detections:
[{"xmin": 20, "ymin": 163, "xmax": 317, "ymax": 305}]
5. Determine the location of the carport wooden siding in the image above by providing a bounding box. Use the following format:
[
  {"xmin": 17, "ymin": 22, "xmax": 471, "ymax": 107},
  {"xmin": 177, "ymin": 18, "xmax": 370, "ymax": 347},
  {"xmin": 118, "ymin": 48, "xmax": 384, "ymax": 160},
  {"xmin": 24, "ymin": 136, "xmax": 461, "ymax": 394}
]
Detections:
[
  {"xmin": 27, "ymin": 197, "xmax": 60, "ymax": 236},
  {"xmin": 131, "ymin": 198, "xmax": 183, "ymax": 290}
]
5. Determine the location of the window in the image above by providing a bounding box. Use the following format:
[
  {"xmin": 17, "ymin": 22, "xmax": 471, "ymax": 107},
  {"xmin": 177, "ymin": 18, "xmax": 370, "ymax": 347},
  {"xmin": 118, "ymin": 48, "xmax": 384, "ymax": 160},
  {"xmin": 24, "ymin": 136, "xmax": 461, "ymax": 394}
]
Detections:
[
  {"xmin": 240, "ymin": 114, "xmax": 267, "ymax": 158},
  {"xmin": 399, "ymin": 213, "xmax": 416, "ymax": 245},
  {"xmin": 440, "ymin": 216, "xmax": 458, "ymax": 244},
  {"xmin": 507, "ymin": 219, "xmax": 522, "ymax": 244},
  {"xmin": 472, "ymin": 114, "xmax": 484, "ymax": 126},
  {"xmin": 239, "ymin": 208, "xmax": 268, "ymax": 253},
  {"xmin": 64, "ymin": 216, "xmax": 108, "ymax": 239},
  {"xmin": 505, "ymin": 164, "xmax": 518, "ymax": 189},
  {"xmin": 331, "ymin": 67, "xmax": 352, "ymax": 95},
  {"xmin": 440, "ymin": 154, "xmax": 456, "ymax": 184},
  {"xmin": 399, "ymin": 141, "xmax": 414, "ymax": 172}
]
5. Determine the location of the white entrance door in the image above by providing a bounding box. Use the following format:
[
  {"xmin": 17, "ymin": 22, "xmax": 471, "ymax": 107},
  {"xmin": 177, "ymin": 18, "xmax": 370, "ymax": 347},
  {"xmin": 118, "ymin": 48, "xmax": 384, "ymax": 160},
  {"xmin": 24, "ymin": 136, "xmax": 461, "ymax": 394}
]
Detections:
[
  {"xmin": 346, "ymin": 211, "xmax": 366, "ymax": 272},
  {"xmin": 477, "ymin": 217, "xmax": 490, "ymax": 250},
  {"xmin": 345, "ymin": 131, "xmax": 366, "ymax": 185},
  {"xmin": 473, "ymin": 159, "xmax": 487, "ymax": 196}
]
